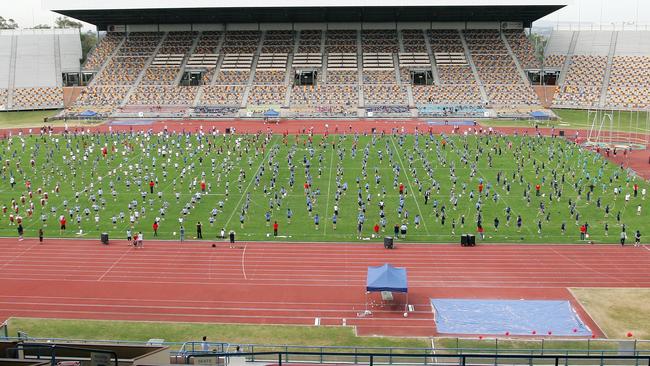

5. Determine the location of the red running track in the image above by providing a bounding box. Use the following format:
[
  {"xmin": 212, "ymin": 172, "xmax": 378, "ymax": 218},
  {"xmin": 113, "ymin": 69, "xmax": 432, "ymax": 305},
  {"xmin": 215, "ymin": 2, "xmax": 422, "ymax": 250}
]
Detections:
[{"xmin": 1, "ymin": 238, "xmax": 650, "ymax": 337}]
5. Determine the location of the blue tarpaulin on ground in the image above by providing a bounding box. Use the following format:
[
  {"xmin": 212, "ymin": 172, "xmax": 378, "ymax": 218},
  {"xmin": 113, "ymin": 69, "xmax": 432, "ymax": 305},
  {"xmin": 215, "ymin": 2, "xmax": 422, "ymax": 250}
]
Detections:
[
  {"xmin": 430, "ymin": 299, "xmax": 592, "ymax": 336},
  {"xmin": 366, "ymin": 264, "xmax": 408, "ymax": 293},
  {"xmin": 79, "ymin": 110, "xmax": 98, "ymax": 117}
]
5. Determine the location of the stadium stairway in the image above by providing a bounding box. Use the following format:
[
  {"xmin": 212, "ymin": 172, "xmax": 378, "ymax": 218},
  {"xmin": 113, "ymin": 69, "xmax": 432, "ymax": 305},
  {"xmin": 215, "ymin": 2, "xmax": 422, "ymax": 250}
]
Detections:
[
  {"xmin": 87, "ymin": 35, "xmax": 126, "ymax": 87},
  {"xmin": 120, "ymin": 32, "xmax": 168, "ymax": 107},
  {"xmin": 6, "ymin": 35, "xmax": 18, "ymax": 109},
  {"xmin": 533, "ymin": 85, "xmax": 556, "ymax": 108},
  {"xmin": 54, "ymin": 34, "xmax": 63, "ymax": 88},
  {"xmin": 283, "ymin": 54, "xmax": 294, "ymax": 108},
  {"xmin": 557, "ymin": 30, "xmax": 579, "ymax": 86},
  {"xmin": 501, "ymin": 31, "xmax": 532, "ymax": 85},
  {"xmin": 459, "ymin": 30, "xmax": 489, "ymax": 105},
  {"xmin": 174, "ymin": 31, "xmax": 202, "ymax": 86},
  {"xmin": 240, "ymin": 32, "xmax": 266, "ymax": 110},
  {"xmin": 320, "ymin": 54, "xmax": 328, "ymax": 85},
  {"xmin": 422, "ymin": 29, "xmax": 441, "ymax": 85},
  {"xmin": 598, "ymin": 31, "xmax": 618, "ymax": 108}
]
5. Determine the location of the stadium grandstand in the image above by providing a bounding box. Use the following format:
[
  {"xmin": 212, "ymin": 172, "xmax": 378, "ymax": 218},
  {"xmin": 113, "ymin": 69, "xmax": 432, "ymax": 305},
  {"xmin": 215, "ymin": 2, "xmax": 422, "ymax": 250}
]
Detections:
[
  {"xmin": 0, "ymin": 1, "xmax": 650, "ymax": 365},
  {"xmin": 0, "ymin": 0, "xmax": 645, "ymax": 119},
  {"xmin": 3, "ymin": 0, "xmax": 576, "ymax": 118}
]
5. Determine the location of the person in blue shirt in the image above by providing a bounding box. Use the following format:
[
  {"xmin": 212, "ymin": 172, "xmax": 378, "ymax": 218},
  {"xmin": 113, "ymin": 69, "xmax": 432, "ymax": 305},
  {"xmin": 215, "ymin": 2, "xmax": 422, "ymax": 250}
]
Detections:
[{"xmin": 314, "ymin": 214, "xmax": 320, "ymax": 230}]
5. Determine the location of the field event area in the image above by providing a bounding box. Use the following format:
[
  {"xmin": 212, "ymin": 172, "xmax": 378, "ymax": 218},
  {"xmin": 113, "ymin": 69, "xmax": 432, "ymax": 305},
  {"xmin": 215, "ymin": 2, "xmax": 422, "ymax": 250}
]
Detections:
[{"xmin": 0, "ymin": 129, "xmax": 647, "ymax": 244}]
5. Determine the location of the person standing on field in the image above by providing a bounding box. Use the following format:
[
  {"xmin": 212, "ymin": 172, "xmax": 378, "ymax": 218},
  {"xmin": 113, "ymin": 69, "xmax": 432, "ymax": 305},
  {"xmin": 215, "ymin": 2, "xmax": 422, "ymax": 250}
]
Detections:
[{"xmin": 17, "ymin": 224, "xmax": 24, "ymax": 241}]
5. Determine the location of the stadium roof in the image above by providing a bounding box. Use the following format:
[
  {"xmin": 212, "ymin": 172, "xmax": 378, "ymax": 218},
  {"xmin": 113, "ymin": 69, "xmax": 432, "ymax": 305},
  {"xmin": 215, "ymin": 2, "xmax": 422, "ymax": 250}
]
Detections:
[{"xmin": 45, "ymin": 0, "xmax": 567, "ymax": 29}]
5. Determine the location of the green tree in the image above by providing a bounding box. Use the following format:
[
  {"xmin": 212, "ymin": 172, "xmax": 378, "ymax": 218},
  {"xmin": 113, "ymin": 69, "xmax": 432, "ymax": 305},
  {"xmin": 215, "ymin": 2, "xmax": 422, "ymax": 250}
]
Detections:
[
  {"xmin": 32, "ymin": 24, "xmax": 52, "ymax": 29},
  {"xmin": 0, "ymin": 16, "xmax": 19, "ymax": 29},
  {"xmin": 80, "ymin": 31, "xmax": 98, "ymax": 63},
  {"xmin": 528, "ymin": 32, "xmax": 548, "ymax": 64},
  {"xmin": 55, "ymin": 16, "xmax": 82, "ymax": 29}
]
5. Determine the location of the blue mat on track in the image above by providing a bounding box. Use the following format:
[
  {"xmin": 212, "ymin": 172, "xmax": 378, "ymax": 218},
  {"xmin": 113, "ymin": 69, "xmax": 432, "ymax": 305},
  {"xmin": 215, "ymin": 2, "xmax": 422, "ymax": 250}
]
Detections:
[{"xmin": 430, "ymin": 299, "xmax": 592, "ymax": 336}]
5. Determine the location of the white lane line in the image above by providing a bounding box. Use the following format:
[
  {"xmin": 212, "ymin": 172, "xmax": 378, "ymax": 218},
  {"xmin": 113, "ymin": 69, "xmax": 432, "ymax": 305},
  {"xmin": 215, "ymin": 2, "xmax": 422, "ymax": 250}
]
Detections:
[
  {"xmin": 242, "ymin": 244, "xmax": 248, "ymax": 280},
  {"xmin": 97, "ymin": 247, "xmax": 132, "ymax": 281}
]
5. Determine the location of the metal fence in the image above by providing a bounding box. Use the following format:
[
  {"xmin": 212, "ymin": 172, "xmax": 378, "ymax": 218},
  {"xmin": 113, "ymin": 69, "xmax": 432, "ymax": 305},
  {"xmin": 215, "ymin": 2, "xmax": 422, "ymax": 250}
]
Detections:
[
  {"xmin": 189, "ymin": 351, "xmax": 650, "ymax": 366},
  {"xmin": 3, "ymin": 336, "xmax": 650, "ymax": 365}
]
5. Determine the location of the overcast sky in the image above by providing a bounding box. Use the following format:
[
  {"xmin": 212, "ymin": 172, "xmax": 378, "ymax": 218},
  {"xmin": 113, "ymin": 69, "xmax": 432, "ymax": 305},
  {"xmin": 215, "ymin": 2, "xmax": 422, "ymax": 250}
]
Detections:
[{"xmin": 0, "ymin": 0, "xmax": 648, "ymax": 30}]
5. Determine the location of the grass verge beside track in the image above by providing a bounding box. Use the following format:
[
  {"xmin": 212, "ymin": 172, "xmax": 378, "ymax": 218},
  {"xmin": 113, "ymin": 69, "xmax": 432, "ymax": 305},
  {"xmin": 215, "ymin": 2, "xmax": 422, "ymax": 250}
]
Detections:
[{"xmin": 6, "ymin": 318, "xmax": 429, "ymax": 348}]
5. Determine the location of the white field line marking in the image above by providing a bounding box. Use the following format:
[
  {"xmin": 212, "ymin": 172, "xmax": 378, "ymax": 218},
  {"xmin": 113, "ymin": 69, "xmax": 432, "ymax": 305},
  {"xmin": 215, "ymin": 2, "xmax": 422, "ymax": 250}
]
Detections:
[
  {"xmin": 390, "ymin": 136, "xmax": 430, "ymax": 234},
  {"xmin": 224, "ymin": 139, "xmax": 277, "ymax": 229},
  {"xmin": 323, "ymin": 140, "xmax": 336, "ymax": 235}
]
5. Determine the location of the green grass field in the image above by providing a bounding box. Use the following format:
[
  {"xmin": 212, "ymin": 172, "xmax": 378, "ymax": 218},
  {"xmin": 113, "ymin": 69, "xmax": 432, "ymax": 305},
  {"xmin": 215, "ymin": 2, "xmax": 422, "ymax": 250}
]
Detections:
[
  {"xmin": 0, "ymin": 110, "xmax": 62, "ymax": 128},
  {"xmin": 481, "ymin": 109, "xmax": 650, "ymax": 134},
  {"xmin": 0, "ymin": 132, "xmax": 647, "ymax": 243}
]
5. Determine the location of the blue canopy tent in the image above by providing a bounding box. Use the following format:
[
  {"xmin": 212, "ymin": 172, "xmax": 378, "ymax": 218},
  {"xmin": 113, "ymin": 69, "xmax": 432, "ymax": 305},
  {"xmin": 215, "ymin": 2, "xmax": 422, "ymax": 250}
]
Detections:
[
  {"xmin": 263, "ymin": 109, "xmax": 280, "ymax": 124},
  {"xmin": 530, "ymin": 111, "xmax": 550, "ymax": 121},
  {"xmin": 264, "ymin": 109, "xmax": 280, "ymax": 118},
  {"xmin": 365, "ymin": 264, "xmax": 409, "ymax": 314}
]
